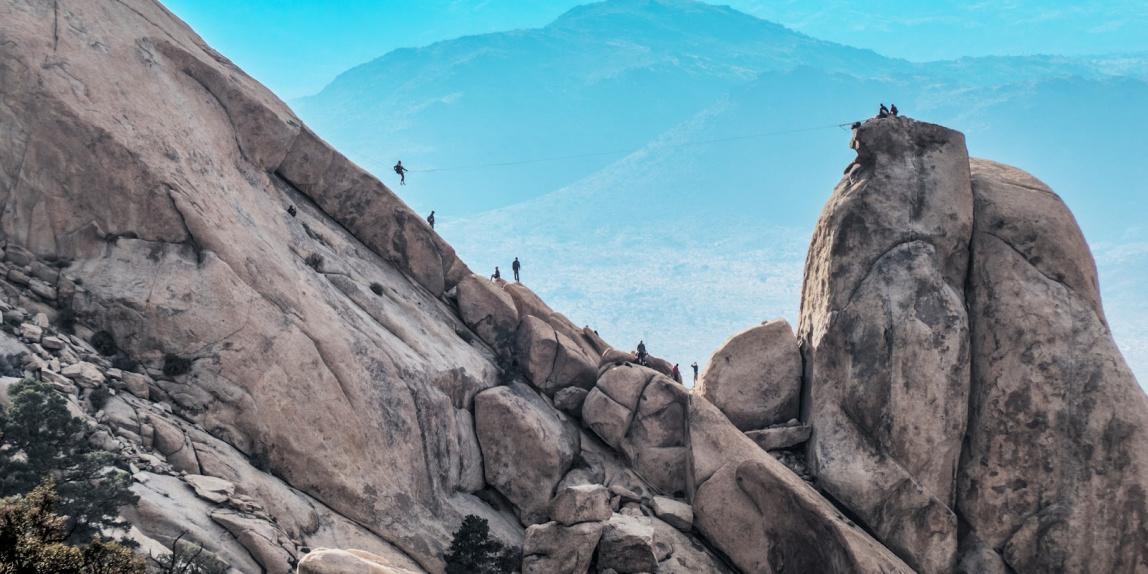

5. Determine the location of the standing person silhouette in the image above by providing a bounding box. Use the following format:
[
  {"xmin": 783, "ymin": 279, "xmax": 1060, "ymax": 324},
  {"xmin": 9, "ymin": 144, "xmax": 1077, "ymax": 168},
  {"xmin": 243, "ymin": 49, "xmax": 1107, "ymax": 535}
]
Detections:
[
  {"xmin": 394, "ymin": 160, "xmax": 408, "ymax": 185},
  {"xmin": 427, "ymin": 210, "xmax": 435, "ymax": 229},
  {"xmin": 691, "ymin": 361, "xmax": 699, "ymax": 384},
  {"xmin": 512, "ymin": 257, "xmax": 521, "ymax": 282}
]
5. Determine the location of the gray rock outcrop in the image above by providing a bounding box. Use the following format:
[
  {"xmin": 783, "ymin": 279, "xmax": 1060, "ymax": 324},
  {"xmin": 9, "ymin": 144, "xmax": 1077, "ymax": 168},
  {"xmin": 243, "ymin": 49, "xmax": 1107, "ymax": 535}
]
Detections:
[
  {"xmin": 957, "ymin": 158, "xmax": 1148, "ymax": 573},
  {"xmin": 799, "ymin": 117, "xmax": 973, "ymax": 573}
]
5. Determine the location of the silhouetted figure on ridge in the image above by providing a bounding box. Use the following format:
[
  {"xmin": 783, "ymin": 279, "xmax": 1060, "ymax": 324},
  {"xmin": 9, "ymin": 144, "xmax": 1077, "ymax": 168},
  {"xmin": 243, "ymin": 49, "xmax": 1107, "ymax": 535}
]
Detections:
[
  {"xmin": 890, "ymin": 104, "xmax": 899, "ymax": 117},
  {"xmin": 427, "ymin": 210, "xmax": 435, "ymax": 229},
  {"xmin": 637, "ymin": 340, "xmax": 647, "ymax": 365},
  {"xmin": 394, "ymin": 160, "xmax": 408, "ymax": 185},
  {"xmin": 691, "ymin": 361, "xmax": 699, "ymax": 383},
  {"xmin": 512, "ymin": 257, "xmax": 521, "ymax": 282},
  {"xmin": 491, "ymin": 267, "xmax": 501, "ymax": 281},
  {"xmin": 878, "ymin": 103, "xmax": 889, "ymax": 118}
]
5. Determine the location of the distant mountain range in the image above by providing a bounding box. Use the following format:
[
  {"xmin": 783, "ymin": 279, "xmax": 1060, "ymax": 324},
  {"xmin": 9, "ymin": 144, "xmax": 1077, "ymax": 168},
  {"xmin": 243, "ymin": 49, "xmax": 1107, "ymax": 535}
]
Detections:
[{"xmin": 292, "ymin": 0, "xmax": 1148, "ymax": 386}]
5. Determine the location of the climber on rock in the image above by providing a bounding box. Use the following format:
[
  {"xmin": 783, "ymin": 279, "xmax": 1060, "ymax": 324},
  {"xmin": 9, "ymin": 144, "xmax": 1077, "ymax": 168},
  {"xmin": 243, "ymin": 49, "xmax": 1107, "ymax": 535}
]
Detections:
[
  {"xmin": 394, "ymin": 160, "xmax": 408, "ymax": 185},
  {"xmin": 512, "ymin": 257, "xmax": 521, "ymax": 282},
  {"xmin": 491, "ymin": 266, "xmax": 501, "ymax": 281},
  {"xmin": 636, "ymin": 340, "xmax": 647, "ymax": 365},
  {"xmin": 427, "ymin": 210, "xmax": 435, "ymax": 229},
  {"xmin": 672, "ymin": 363, "xmax": 682, "ymax": 383},
  {"xmin": 878, "ymin": 103, "xmax": 889, "ymax": 118},
  {"xmin": 691, "ymin": 361, "xmax": 699, "ymax": 383},
  {"xmin": 287, "ymin": 205, "xmax": 297, "ymax": 217},
  {"xmin": 890, "ymin": 103, "xmax": 899, "ymax": 117}
]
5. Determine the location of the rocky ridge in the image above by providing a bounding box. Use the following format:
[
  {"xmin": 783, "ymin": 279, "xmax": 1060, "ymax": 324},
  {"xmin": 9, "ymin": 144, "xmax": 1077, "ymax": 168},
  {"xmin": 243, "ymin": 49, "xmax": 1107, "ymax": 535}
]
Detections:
[{"xmin": 1, "ymin": 1, "xmax": 1146, "ymax": 574}]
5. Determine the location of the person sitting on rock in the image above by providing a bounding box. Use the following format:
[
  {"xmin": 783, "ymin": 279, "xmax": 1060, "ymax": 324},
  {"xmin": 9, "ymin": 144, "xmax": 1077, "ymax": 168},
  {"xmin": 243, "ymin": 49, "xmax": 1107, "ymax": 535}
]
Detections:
[
  {"xmin": 878, "ymin": 103, "xmax": 889, "ymax": 118},
  {"xmin": 890, "ymin": 103, "xmax": 899, "ymax": 116},
  {"xmin": 427, "ymin": 210, "xmax": 435, "ymax": 229},
  {"xmin": 636, "ymin": 340, "xmax": 647, "ymax": 365},
  {"xmin": 394, "ymin": 160, "xmax": 408, "ymax": 185},
  {"xmin": 491, "ymin": 266, "xmax": 500, "ymax": 281}
]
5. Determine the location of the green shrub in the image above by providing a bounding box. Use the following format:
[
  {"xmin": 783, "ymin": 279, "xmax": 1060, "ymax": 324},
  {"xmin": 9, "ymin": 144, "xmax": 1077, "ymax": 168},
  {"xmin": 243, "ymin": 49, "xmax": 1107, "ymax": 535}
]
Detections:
[
  {"xmin": 162, "ymin": 354, "xmax": 191, "ymax": 377},
  {"xmin": 90, "ymin": 331, "xmax": 117, "ymax": 356},
  {"xmin": 57, "ymin": 308, "xmax": 78, "ymax": 335},
  {"xmin": 443, "ymin": 515, "xmax": 519, "ymax": 574},
  {"xmin": 0, "ymin": 480, "xmax": 146, "ymax": 573},
  {"xmin": 0, "ymin": 379, "xmax": 139, "ymax": 544},
  {"xmin": 110, "ymin": 356, "xmax": 139, "ymax": 374},
  {"xmin": 88, "ymin": 387, "xmax": 110, "ymax": 412}
]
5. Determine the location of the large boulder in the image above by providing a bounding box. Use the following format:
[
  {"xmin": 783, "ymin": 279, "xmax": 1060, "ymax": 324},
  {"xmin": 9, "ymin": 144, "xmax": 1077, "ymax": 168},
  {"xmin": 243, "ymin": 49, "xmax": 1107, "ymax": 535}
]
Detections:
[
  {"xmin": 597, "ymin": 514, "xmax": 660, "ymax": 574},
  {"xmin": 548, "ymin": 484, "xmax": 612, "ymax": 526},
  {"xmin": 696, "ymin": 319, "xmax": 801, "ymax": 431},
  {"xmin": 474, "ymin": 382, "xmax": 581, "ymax": 525},
  {"xmin": 456, "ymin": 273, "xmax": 519, "ymax": 351},
  {"xmin": 515, "ymin": 316, "xmax": 597, "ymax": 396},
  {"xmin": 688, "ymin": 395, "xmax": 915, "ymax": 574},
  {"xmin": 798, "ymin": 117, "xmax": 972, "ymax": 574},
  {"xmin": 957, "ymin": 159, "xmax": 1148, "ymax": 573},
  {"xmin": 297, "ymin": 548, "xmax": 423, "ymax": 574},
  {"xmin": 521, "ymin": 521, "xmax": 603, "ymax": 574}
]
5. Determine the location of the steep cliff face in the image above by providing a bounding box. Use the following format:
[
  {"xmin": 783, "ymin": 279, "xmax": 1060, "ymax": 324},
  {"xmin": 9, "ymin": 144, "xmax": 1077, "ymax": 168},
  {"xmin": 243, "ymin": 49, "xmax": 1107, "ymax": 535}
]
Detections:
[
  {"xmin": 1, "ymin": 0, "xmax": 494, "ymax": 570},
  {"xmin": 799, "ymin": 116, "xmax": 1148, "ymax": 574}
]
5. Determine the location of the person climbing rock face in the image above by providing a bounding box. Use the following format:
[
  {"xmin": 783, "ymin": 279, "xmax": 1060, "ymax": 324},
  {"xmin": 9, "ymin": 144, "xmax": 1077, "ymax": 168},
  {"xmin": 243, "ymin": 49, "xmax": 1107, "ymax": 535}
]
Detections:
[
  {"xmin": 512, "ymin": 257, "xmax": 521, "ymax": 281},
  {"xmin": 287, "ymin": 205, "xmax": 297, "ymax": 217},
  {"xmin": 672, "ymin": 363, "xmax": 682, "ymax": 383},
  {"xmin": 394, "ymin": 160, "xmax": 408, "ymax": 185}
]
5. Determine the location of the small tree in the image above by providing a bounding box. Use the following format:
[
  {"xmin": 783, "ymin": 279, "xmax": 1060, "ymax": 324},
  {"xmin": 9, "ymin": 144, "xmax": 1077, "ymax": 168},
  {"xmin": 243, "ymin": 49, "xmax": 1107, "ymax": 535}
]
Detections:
[
  {"xmin": 0, "ymin": 379, "xmax": 138, "ymax": 544},
  {"xmin": 443, "ymin": 515, "xmax": 519, "ymax": 574},
  {"xmin": 0, "ymin": 479, "xmax": 145, "ymax": 573}
]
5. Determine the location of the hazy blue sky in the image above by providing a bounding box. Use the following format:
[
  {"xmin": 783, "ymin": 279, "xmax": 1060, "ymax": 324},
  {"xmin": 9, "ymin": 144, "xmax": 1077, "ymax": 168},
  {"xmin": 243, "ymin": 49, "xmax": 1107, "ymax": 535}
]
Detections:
[{"xmin": 161, "ymin": 0, "xmax": 1148, "ymax": 100}]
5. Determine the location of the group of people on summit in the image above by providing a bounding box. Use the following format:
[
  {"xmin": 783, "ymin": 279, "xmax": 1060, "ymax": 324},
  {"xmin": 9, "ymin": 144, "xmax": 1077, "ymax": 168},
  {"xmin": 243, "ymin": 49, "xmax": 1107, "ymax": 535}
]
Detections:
[{"xmin": 636, "ymin": 340, "xmax": 700, "ymax": 385}]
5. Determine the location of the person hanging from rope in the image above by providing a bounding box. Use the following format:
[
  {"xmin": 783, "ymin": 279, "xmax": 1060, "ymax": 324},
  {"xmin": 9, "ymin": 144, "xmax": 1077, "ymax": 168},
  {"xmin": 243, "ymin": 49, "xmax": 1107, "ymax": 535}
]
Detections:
[
  {"xmin": 636, "ymin": 340, "xmax": 647, "ymax": 366},
  {"xmin": 427, "ymin": 210, "xmax": 435, "ymax": 229},
  {"xmin": 878, "ymin": 103, "xmax": 889, "ymax": 118},
  {"xmin": 491, "ymin": 266, "xmax": 501, "ymax": 281},
  {"xmin": 890, "ymin": 103, "xmax": 899, "ymax": 117},
  {"xmin": 394, "ymin": 160, "xmax": 409, "ymax": 185},
  {"xmin": 512, "ymin": 257, "xmax": 521, "ymax": 282}
]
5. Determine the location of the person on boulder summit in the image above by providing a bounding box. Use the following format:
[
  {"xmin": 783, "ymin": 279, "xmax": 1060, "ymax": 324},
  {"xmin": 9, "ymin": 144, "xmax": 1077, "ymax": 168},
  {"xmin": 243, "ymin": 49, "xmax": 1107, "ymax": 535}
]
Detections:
[
  {"xmin": 394, "ymin": 160, "xmax": 408, "ymax": 185},
  {"xmin": 427, "ymin": 210, "xmax": 435, "ymax": 229},
  {"xmin": 636, "ymin": 340, "xmax": 647, "ymax": 365},
  {"xmin": 491, "ymin": 267, "xmax": 501, "ymax": 281},
  {"xmin": 691, "ymin": 361, "xmax": 699, "ymax": 383},
  {"xmin": 512, "ymin": 257, "xmax": 521, "ymax": 281},
  {"xmin": 890, "ymin": 103, "xmax": 899, "ymax": 116},
  {"xmin": 672, "ymin": 363, "xmax": 682, "ymax": 383},
  {"xmin": 878, "ymin": 103, "xmax": 889, "ymax": 118}
]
